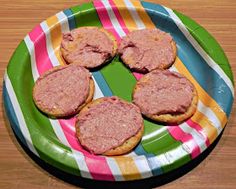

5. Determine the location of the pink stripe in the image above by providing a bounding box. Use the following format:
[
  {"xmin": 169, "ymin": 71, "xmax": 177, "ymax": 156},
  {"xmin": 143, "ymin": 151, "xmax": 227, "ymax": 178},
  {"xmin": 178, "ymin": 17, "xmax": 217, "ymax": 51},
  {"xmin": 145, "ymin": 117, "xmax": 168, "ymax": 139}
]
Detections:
[
  {"xmin": 167, "ymin": 126, "xmax": 201, "ymax": 159},
  {"xmin": 60, "ymin": 121, "xmax": 115, "ymax": 181},
  {"xmin": 93, "ymin": 0, "xmax": 206, "ymax": 159},
  {"xmin": 28, "ymin": 25, "xmax": 53, "ymax": 74},
  {"xmin": 58, "ymin": 118, "xmax": 76, "ymax": 137},
  {"xmin": 94, "ymin": 1, "xmax": 121, "ymax": 41},
  {"xmin": 107, "ymin": 0, "xmax": 142, "ymax": 81},
  {"xmin": 108, "ymin": 0, "xmax": 129, "ymax": 34},
  {"xmin": 187, "ymin": 119, "xmax": 210, "ymax": 147},
  {"xmin": 94, "ymin": 0, "xmax": 140, "ymax": 81},
  {"xmin": 29, "ymin": 23, "xmax": 114, "ymax": 181}
]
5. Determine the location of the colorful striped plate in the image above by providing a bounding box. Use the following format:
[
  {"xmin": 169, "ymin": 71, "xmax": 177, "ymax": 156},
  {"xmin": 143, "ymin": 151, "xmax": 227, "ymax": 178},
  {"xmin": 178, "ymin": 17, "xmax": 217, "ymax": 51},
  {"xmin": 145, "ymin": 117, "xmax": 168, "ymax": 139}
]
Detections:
[{"xmin": 3, "ymin": 0, "xmax": 234, "ymax": 181}]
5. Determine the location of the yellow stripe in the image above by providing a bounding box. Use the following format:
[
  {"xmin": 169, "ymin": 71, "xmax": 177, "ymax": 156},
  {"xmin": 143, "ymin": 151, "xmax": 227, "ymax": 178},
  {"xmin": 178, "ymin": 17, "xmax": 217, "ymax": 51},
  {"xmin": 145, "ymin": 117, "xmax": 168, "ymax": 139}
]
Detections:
[
  {"xmin": 113, "ymin": 0, "xmax": 137, "ymax": 31},
  {"xmin": 46, "ymin": 15, "xmax": 65, "ymax": 65},
  {"xmin": 114, "ymin": 157, "xmax": 142, "ymax": 180},
  {"xmin": 106, "ymin": 1, "xmax": 144, "ymax": 179},
  {"xmin": 128, "ymin": 2, "xmax": 228, "ymax": 128},
  {"xmin": 174, "ymin": 58, "xmax": 228, "ymax": 128},
  {"xmin": 129, "ymin": 0, "xmax": 155, "ymax": 28},
  {"xmin": 191, "ymin": 111, "xmax": 218, "ymax": 144},
  {"xmin": 115, "ymin": 1, "xmax": 227, "ymax": 144},
  {"xmin": 120, "ymin": 1, "xmax": 228, "ymax": 125}
]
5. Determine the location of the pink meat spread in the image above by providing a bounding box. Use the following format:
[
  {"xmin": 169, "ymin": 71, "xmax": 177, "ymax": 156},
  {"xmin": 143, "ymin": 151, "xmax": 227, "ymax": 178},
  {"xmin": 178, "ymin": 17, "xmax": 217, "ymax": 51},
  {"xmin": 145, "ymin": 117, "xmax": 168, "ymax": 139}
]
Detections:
[
  {"xmin": 33, "ymin": 65, "xmax": 90, "ymax": 115},
  {"xmin": 118, "ymin": 29, "xmax": 175, "ymax": 72},
  {"xmin": 77, "ymin": 96, "xmax": 143, "ymax": 154},
  {"xmin": 133, "ymin": 70, "xmax": 194, "ymax": 115},
  {"xmin": 61, "ymin": 27, "xmax": 114, "ymax": 68}
]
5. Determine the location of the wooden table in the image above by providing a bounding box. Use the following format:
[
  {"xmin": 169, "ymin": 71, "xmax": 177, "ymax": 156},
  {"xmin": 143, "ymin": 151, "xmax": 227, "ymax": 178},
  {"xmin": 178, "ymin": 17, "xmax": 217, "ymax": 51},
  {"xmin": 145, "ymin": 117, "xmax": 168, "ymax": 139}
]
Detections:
[{"xmin": 0, "ymin": 0, "xmax": 235, "ymax": 188}]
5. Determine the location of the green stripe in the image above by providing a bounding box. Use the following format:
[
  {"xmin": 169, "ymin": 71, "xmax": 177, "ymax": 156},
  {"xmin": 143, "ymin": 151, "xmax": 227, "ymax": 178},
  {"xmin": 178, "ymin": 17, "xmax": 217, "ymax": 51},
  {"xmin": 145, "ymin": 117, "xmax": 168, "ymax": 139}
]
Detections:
[
  {"xmin": 100, "ymin": 56, "xmax": 190, "ymax": 171},
  {"xmin": 71, "ymin": 2, "xmax": 191, "ymax": 173},
  {"xmin": 102, "ymin": 57, "xmax": 191, "ymax": 173},
  {"xmin": 142, "ymin": 121, "xmax": 190, "ymax": 172},
  {"xmin": 7, "ymin": 40, "xmax": 80, "ymax": 175},
  {"xmin": 174, "ymin": 10, "xmax": 234, "ymax": 84},
  {"xmin": 70, "ymin": 2, "xmax": 102, "ymax": 27},
  {"xmin": 100, "ymin": 57, "xmax": 137, "ymax": 101}
]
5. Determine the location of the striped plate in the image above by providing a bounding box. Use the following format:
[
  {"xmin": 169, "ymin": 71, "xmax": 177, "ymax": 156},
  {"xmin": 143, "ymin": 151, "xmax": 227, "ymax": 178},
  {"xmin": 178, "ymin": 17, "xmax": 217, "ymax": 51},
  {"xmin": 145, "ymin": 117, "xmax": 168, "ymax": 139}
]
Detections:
[{"xmin": 3, "ymin": 0, "xmax": 234, "ymax": 181}]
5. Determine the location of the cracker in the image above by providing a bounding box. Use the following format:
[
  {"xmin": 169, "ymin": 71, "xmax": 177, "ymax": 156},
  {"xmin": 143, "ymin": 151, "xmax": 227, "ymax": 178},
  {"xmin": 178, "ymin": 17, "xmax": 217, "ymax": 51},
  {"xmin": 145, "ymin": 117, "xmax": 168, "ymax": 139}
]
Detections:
[
  {"xmin": 132, "ymin": 70, "xmax": 198, "ymax": 124},
  {"xmin": 76, "ymin": 97, "xmax": 144, "ymax": 156},
  {"xmin": 60, "ymin": 27, "xmax": 117, "ymax": 69},
  {"xmin": 33, "ymin": 65, "xmax": 94, "ymax": 118}
]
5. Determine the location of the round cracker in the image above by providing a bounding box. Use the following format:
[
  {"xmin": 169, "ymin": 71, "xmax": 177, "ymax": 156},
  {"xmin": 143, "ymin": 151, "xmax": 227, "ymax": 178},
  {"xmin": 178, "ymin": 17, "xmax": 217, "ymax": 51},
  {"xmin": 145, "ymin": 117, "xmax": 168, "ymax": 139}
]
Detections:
[
  {"xmin": 119, "ymin": 30, "xmax": 177, "ymax": 73},
  {"xmin": 33, "ymin": 65, "xmax": 94, "ymax": 118},
  {"xmin": 76, "ymin": 97, "xmax": 144, "ymax": 156},
  {"xmin": 60, "ymin": 26, "xmax": 117, "ymax": 69},
  {"xmin": 132, "ymin": 71, "xmax": 198, "ymax": 124}
]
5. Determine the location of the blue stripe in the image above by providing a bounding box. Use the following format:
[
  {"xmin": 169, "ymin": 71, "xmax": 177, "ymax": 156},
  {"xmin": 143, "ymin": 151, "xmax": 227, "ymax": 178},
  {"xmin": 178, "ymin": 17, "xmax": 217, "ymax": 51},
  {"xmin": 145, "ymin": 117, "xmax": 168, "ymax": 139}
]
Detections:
[
  {"xmin": 63, "ymin": 7, "xmax": 113, "ymax": 98},
  {"xmin": 3, "ymin": 82, "xmax": 28, "ymax": 147},
  {"xmin": 64, "ymin": 4, "xmax": 163, "ymax": 175},
  {"xmin": 63, "ymin": 9, "xmax": 76, "ymax": 30},
  {"xmin": 135, "ymin": 144, "xmax": 162, "ymax": 175},
  {"xmin": 91, "ymin": 71, "xmax": 113, "ymax": 96},
  {"xmin": 141, "ymin": 1, "xmax": 233, "ymax": 117}
]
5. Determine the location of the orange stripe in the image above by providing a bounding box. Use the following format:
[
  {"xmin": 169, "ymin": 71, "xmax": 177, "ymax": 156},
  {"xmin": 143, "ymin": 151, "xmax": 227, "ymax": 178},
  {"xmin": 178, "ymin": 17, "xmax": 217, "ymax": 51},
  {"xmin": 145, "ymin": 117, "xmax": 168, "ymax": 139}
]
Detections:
[
  {"xmin": 114, "ymin": 157, "xmax": 142, "ymax": 180},
  {"xmin": 46, "ymin": 15, "xmax": 65, "ymax": 65},
  {"xmin": 111, "ymin": 0, "xmax": 228, "ymax": 149},
  {"xmin": 115, "ymin": 0, "xmax": 224, "ymax": 143},
  {"xmin": 174, "ymin": 58, "xmax": 228, "ymax": 128},
  {"xmin": 118, "ymin": 1, "xmax": 227, "ymax": 132},
  {"xmin": 113, "ymin": 0, "xmax": 137, "ymax": 31},
  {"xmin": 191, "ymin": 111, "xmax": 218, "ymax": 144},
  {"xmin": 95, "ymin": 1, "xmax": 144, "ymax": 179},
  {"xmin": 130, "ymin": 0, "xmax": 155, "ymax": 28}
]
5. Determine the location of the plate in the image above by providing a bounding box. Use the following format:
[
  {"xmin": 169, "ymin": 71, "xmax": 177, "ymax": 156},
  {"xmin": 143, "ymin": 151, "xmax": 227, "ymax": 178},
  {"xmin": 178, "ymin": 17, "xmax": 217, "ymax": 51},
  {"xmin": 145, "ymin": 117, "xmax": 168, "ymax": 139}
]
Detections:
[{"xmin": 3, "ymin": 0, "xmax": 234, "ymax": 181}]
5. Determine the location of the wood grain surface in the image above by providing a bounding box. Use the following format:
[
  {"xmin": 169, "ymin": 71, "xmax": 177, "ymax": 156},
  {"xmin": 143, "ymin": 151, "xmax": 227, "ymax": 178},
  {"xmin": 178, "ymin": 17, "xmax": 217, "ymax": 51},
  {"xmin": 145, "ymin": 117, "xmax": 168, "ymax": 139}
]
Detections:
[{"xmin": 0, "ymin": 0, "xmax": 235, "ymax": 188}]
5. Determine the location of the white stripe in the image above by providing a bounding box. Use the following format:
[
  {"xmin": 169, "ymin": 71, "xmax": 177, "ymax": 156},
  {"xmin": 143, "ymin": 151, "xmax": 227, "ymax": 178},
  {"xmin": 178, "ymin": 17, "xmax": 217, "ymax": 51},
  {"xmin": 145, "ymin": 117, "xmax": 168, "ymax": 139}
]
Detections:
[
  {"xmin": 155, "ymin": 145, "xmax": 190, "ymax": 167},
  {"xmin": 106, "ymin": 158, "xmax": 124, "ymax": 181},
  {"xmin": 27, "ymin": 16, "xmax": 93, "ymax": 179},
  {"xmin": 49, "ymin": 119, "xmax": 92, "ymax": 178},
  {"xmin": 124, "ymin": 151, "xmax": 137, "ymax": 157},
  {"xmin": 92, "ymin": 75, "xmax": 104, "ymax": 99},
  {"xmin": 24, "ymin": 35, "xmax": 40, "ymax": 80},
  {"xmin": 173, "ymin": 65, "xmax": 223, "ymax": 134},
  {"xmin": 40, "ymin": 22, "xmax": 60, "ymax": 67},
  {"xmin": 99, "ymin": 2, "xmax": 161, "ymax": 175},
  {"xmin": 49, "ymin": 119, "xmax": 70, "ymax": 146},
  {"xmin": 4, "ymin": 73, "xmax": 39, "ymax": 156},
  {"xmin": 101, "ymin": 3, "xmax": 226, "ymax": 175},
  {"xmin": 164, "ymin": 7, "xmax": 234, "ymax": 97},
  {"xmin": 169, "ymin": 65, "xmax": 178, "ymax": 72},
  {"xmin": 89, "ymin": 77, "xmax": 125, "ymax": 179},
  {"xmin": 72, "ymin": 150, "xmax": 93, "ymax": 179},
  {"xmin": 142, "ymin": 127, "xmax": 166, "ymax": 141},
  {"xmin": 124, "ymin": 153, "xmax": 153, "ymax": 178},
  {"xmin": 102, "ymin": 0, "xmax": 126, "ymax": 37},
  {"xmin": 118, "ymin": 2, "xmax": 224, "ymax": 137},
  {"xmin": 179, "ymin": 122, "xmax": 207, "ymax": 152},
  {"xmin": 41, "ymin": 15, "xmax": 125, "ymax": 180},
  {"xmin": 98, "ymin": 2, "xmax": 155, "ymax": 176},
  {"xmin": 120, "ymin": 7, "xmax": 211, "ymax": 154},
  {"xmin": 133, "ymin": 157, "xmax": 153, "ymax": 178},
  {"xmin": 197, "ymin": 100, "xmax": 222, "ymax": 134},
  {"xmin": 56, "ymin": 11, "xmax": 70, "ymax": 33},
  {"xmin": 124, "ymin": 0, "xmax": 146, "ymax": 29}
]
